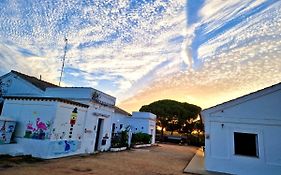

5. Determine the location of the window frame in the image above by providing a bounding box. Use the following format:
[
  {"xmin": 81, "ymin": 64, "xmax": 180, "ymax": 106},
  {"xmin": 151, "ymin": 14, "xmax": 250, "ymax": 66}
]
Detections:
[{"xmin": 233, "ymin": 132, "xmax": 259, "ymax": 158}]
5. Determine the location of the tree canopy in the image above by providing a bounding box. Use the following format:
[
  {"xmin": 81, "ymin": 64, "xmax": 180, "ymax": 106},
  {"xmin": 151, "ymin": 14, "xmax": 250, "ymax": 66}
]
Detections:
[{"xmin": 139, "ymin": 99, "xmax": 201, "ymax": 136}]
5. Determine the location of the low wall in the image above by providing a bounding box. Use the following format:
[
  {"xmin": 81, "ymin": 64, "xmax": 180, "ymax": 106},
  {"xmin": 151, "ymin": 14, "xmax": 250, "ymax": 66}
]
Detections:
[{"xmin": 0, "ymin": 138, "xmax": 83, "ymax": 159}]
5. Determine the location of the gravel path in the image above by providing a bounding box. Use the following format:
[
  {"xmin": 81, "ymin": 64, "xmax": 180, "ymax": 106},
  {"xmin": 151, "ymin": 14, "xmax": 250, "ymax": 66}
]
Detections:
[{"xmin": 0, "ymin": 144, "xmax": 198, "ymax": 175}]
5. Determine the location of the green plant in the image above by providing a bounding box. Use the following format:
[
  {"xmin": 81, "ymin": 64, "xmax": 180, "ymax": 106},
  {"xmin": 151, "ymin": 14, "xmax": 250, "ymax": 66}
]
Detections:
[
  {"xmin": 131, "ymin": 132, "xmax": 152, "ymax": 145},
  {"xmin": 111, "ymin": 131, "xmax": 128, "ymax": 148}
]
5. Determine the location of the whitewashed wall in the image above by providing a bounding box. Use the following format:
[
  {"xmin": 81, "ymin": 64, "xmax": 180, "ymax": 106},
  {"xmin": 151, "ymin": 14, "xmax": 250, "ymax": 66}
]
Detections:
[
  {"xmin": 45, "ymin": 87, "xmax": 116, "ymax": 152},
  {"xmin": 0, "ymin": 99, "xmax": 88, "ymax": 159},
  {"xmin": 2, "ymin": 99, "xmax": 56, "ymax": 139},
  {"xmin": 1, "ymin": 73, "xmax": 43, "ymax": 96},
  {"xmin": 45, "ymin": 87, "xmax": 116, "ymax": 106},
  {"xmin": 97, "ymin": 115, "xmax": 113, "ymax": 151},
  {"xmin": 111, "ymin": 112, "xmax": 128, "ymax": 133},
  {"xmin": 127, "ymin": 112, "xmax": 156, "ymax": 144},
  {"xmin": 203, "ymin": 87, "xmax": 281, "ymax": 175}
]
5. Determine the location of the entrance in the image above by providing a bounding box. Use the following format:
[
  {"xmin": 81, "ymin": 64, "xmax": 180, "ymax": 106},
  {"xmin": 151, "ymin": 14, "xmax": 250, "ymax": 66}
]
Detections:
[
  {"xmin": 94, "ymin": 118, "xmax": 104, "ymax": 151},
  {"xmin": 0, "ymin": 101, "xmax": 3, "ymax": 115}
]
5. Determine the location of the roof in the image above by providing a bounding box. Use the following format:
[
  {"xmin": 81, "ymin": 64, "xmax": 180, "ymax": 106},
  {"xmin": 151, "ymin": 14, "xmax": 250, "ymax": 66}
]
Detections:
[
  {"xmin": 4, "ymin": 96, "xmax": 89, "ymax": 108},
  {"xmin": 0, "ymin": 116, "xmax": 16, "ymax": 122},
  {"xmin": 203, "ymin": 82, "xmax": 281, "ymax": 113},
  {"xmin": 114, "ymin": 106, "xmax": 131, "ymax": 116},
  {"xmin": 11, "ymin": 70, "xmax": 59, "ymax": 91}
]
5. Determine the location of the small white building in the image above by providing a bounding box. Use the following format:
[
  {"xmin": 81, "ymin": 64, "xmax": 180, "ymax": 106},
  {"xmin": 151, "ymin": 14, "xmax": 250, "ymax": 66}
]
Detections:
[
  {"xmin": 0, "ymin": 96, "xmax": 88, "ymax": 158},
  {"xmin": 0, "ymin": 70, "xmax": 156, "ymax": 158},
  {"xmin": 128, "ymin": 112, "xmax": 156, "ymax": 144},
  {"xmin": 202, "ymin": 82, "xmax": 281, "ymax": 175}
]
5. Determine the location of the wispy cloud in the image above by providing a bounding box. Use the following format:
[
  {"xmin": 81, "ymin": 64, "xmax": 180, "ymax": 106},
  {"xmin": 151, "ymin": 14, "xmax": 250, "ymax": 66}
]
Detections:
[
  {"xmin": 119, "ymin": 0, "xmax": 281, "ymax": 111},
  {"xmin": 0, "ymin": 0, "xmax": 281, "ymax": 112}
]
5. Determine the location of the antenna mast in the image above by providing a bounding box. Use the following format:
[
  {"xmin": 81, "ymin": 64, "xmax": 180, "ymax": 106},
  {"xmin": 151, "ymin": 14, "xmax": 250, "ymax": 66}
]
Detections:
[{"xmin": 59, "ymin": 37, "xmax": 68, "ymax": 86}]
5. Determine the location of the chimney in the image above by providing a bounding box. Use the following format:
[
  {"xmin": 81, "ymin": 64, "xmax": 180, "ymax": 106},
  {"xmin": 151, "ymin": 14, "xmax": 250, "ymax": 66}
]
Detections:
[{"xmin": 39, "ymin": 75, "xmax": 42, "ymax": 80}]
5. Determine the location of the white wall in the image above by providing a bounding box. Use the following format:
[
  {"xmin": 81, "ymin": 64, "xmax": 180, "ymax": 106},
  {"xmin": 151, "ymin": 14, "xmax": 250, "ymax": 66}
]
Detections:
[
  {"xmin": 2, "ymin": 99, "xmax": 57, "ymax": 139},
  {"xmin": 111, "ymin": 112, "xmax": 128, "ymax": 133},
  {"xmin": 45, "ymin": 87, "xmax": 116, "ymax": 106},
  {"xmin": 1, "ymin": 99, "xmax": 88, "ymax": 159},
  {"xmin": 203, "ymin": 88, "xmax": 281, "ymax": 175},
  {"xmin": 1, "ymin": 73, "xmax": 43, "ymax": 96},
  {"xmin": 81, "ymin": 104, "xmax": 114, "ymax": 153},
  {"xmin": 209, "ymin": 90, "xmax": 281, "ymax": 120},
  {"xmin": 52, "ymin": 103, "xmax": 87, "ymax": 141},
  {"xmin": 46, "ymin": 87, "xmax": 116, "ymax": 152},
  {"xmin": 128, "ymin": 112, "xmax": 156, "ymax": 144},
  {"xmin": 98, "ymin": 116, "xmax": 113, "ymax": 151}
]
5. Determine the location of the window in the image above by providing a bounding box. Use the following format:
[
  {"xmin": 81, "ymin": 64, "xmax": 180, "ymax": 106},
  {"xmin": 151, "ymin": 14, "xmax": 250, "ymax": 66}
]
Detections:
[
  {"xmin": 234, "ymin": 132, "xmax": 258, "ymax": 157},
  {"xmin": 120, "ymin": 124, "xmax": 123, "ymax": 129}
]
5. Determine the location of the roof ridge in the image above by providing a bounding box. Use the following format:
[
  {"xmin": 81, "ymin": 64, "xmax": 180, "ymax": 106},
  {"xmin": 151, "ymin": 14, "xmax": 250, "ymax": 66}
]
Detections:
[
  {"xmin": 203, "ymin": 81, "xmax": 281, "ymax": 111},
  {"xmin": 4, "ymin": 95, "xmax": 89, "ymax": 108},
  {"xmin": 11, "ymin": 70, "xmax": 59, "ymax": 91},
  {"xmin": 114, "ymin": 106, "xmax": 131, "ymax": 116}
]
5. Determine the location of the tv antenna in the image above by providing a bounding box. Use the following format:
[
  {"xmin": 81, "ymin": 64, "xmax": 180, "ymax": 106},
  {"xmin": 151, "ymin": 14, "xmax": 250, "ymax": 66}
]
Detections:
[{"xmin": 59, "ymin": 37, "xmax": 68, "ymax": 86}]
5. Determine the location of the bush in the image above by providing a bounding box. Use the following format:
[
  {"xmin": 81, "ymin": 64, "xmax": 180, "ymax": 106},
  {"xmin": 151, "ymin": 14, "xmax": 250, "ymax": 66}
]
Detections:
[
  {"xmin": 184, "ymin": 134, "xmax": 205, "ymax": 147},
  {"xmin": 111, "ymin": 131, "xmax": 128, "ymax": 148},
  {"xmin": 131, "ymin": 132, "xmax": 152, "ymax": 145}
]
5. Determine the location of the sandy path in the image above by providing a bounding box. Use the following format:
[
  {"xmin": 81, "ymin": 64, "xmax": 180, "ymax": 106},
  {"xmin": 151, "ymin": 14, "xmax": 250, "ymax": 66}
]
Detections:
[{"xmin": 0, "ymin": 144, "xmax": 197, "ymax": 175}]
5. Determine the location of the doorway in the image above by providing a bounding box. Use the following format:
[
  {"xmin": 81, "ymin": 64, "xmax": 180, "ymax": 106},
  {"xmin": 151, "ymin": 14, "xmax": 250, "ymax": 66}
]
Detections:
[
  {"xmin": 94, "ymin": 118, "xmax": 104, "ymax": 151},
  {"xmin": 0, "ymin": 101, "xmax": 3, "ymax": 115}
]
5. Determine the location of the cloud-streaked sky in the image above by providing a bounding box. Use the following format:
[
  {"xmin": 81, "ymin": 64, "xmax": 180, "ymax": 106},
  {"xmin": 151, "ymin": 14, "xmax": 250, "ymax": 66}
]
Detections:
[{"xmin": 1, "ymin": 0, "xmax": 281, "ymax": 112}]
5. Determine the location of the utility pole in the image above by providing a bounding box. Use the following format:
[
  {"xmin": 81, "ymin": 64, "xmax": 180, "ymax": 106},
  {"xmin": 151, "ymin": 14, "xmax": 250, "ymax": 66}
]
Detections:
[{"xmin": 59, "ymin": 37, "xmax": 68, "ymax": 86}]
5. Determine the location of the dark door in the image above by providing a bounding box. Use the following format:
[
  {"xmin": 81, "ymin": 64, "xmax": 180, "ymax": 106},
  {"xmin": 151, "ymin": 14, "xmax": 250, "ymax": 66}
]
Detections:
[
  {"xmin": 0, "ymin": 101, "xmax": 3, "ymax": 115},
  {"xmin": 111, "ymin": 123, "xmax": 115, "ymax": 137},
  {"xmin": 94, "ymin": 118, "xmax": 103, "ymax": 151}
]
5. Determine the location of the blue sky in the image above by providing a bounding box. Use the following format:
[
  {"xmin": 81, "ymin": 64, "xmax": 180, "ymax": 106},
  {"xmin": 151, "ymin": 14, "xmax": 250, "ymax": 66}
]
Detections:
[{"xmin": 0, "ymin": 0, "xmax": 281, "ymax": 111}]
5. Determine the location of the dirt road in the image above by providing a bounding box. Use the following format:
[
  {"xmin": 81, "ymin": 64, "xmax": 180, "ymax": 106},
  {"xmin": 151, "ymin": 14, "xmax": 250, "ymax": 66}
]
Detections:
[{"xmin": 0, "ymin": 144, "xmax": 197, "ymax": 175}]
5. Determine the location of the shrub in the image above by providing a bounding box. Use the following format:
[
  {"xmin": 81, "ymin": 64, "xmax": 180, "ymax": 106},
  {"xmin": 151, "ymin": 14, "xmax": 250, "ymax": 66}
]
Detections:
[
  {"xmin": 131, "ymin": 132, "xmax": 152, "ymax": 145},
  {"xmin": 185, "ymin": 134, "xmax": 205, "ymax": 147},
  {"xmin": 111, "ymin": 131, "xmax": 128, "ymax": 148}
]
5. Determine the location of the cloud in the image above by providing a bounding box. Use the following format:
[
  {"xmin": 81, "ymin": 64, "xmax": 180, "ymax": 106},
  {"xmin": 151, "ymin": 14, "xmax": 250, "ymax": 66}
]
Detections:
[
  {"xmin": 0, "ymin": 0, "xmax": 186, "ymax": 94},
  {"xmin": 1, "ymin": 0, "xmax": 281, "ymax": 112},
  {"xmin": 118, "ymin": 0, "xmax": 281, "ymax": 111}
]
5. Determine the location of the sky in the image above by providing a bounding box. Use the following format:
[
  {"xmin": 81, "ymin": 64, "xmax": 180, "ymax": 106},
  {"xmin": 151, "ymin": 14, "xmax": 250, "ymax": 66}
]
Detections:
[{"xmin": 0, "ymin": 0, "xmax": 281, "ymax": 112}]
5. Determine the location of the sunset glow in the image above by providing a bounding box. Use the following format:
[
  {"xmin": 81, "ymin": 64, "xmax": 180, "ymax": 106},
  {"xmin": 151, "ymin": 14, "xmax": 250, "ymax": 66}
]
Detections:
[{"xmin": 1, "ymin": 0, "xmax": 280, "ymax": 112}]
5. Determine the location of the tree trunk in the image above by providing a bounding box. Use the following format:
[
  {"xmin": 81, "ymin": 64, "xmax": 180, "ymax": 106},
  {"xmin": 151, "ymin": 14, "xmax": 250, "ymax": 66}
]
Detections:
[{"xmin": 161, "ymin": 127, "xmax": 164, "ymax": 141}]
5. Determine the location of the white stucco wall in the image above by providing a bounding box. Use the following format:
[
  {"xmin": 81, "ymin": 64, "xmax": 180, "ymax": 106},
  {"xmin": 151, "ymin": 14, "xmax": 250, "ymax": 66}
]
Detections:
[
  {"xmin": 1, "ymin": 99, "xmax": 57, "ymax": 138},
  {"xmin": 128, "ymin": 112, "xmax": 156, "ymax": 144},
  {"xmin": 111, "ymin": 112, "xmax": 128, "ymax": 133},
  {"xmin": 202, "ymin": 86, "xmax": 281, "ymax": 175},
  {"xmin": 0, "ymin": 73, "xmax": 43, "ymax": 96},
  {"xmin": 0, "ymin": 98, "xmax": 88, "ymax": 159},
  {"xmin": 45, "ymin": 87, "xmax": 116, "ymax": 106},
  {"xmin": 0, "ymin": 71, "xmax": 157, "ymax": 156},
  {"xmin": 45, "ymin": 87, "xmax": 116, "ymax": 152}
]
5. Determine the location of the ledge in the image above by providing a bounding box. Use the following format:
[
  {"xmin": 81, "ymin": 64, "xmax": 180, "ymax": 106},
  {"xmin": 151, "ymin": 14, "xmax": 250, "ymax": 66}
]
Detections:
[
  {"xmin": 133, "ymin": 144, "xmax": 152, "ymax": 148},
  {"xmin": 110, "ymin": 147, "xmax": 127, "ymax": 152}
]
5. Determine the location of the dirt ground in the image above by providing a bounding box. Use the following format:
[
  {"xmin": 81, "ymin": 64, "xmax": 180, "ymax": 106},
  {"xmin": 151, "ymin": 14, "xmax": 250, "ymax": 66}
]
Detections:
[{"xmin": 0, "ymin": 144, "xmax": 198, "ymax": 175}]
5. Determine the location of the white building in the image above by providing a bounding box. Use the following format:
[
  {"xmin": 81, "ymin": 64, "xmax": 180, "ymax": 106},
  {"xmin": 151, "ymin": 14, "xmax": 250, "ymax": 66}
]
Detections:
[
  {"xmin": 1, "ymin": 96, "xmax": 88, "ymax": 158},
  {"xmin": 201, "ymin": 82, "xmax": 281, "ymax": 175},
  {"xmin": 0, "ymin": 70, "xmax": 156, "ymax": 158},
  {"xmin": 127, "ymin": 112, "xmax": 156, "ymax": 144}
]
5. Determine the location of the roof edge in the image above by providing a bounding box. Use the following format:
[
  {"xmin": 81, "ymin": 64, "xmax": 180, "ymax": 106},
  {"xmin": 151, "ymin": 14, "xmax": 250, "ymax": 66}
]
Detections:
[
  {"xmin": 3, "ymin": 96, "xmax": 89, "ymax": 108},
  {"xmin": 203, "ymin": 82, "xmax": 281, "ymax": 114}
]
